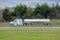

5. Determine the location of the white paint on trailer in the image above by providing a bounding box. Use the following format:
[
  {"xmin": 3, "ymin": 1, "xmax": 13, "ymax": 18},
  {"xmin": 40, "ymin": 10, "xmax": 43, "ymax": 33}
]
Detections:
[{"xmin": 24, "ymin": 19, "xmax": 50, "ymax": 23}]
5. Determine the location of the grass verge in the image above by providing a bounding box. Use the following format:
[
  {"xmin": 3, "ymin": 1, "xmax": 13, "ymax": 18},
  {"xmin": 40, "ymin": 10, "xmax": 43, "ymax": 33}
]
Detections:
[{"xmin": 0, "ymin": 30, "xmax": 60, "ymax": 40}]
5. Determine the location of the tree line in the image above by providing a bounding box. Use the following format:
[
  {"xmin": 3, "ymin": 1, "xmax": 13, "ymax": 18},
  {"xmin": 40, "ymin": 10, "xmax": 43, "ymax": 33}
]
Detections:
[{"xmin": 3, "ymin": 3, "xmax": 60, "ymax": 21}]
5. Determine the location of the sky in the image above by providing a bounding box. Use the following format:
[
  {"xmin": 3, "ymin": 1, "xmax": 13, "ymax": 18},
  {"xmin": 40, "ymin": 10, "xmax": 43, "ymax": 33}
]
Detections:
[{"xmin": 0, "ymin": 0, "xmax": 60, "ymax": 9}]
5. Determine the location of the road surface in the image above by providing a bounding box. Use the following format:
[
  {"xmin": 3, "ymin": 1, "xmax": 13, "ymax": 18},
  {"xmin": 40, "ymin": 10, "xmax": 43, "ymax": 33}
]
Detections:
[{"xmin": 0, "ymin": 27, "xmax": 60, "ymax": 30}]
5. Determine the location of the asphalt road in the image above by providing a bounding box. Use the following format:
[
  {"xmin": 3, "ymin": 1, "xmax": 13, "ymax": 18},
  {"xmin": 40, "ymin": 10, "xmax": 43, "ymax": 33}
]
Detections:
[{"xmin": 0, "ymin": 27, "xmax": 60, "ymax": 30}]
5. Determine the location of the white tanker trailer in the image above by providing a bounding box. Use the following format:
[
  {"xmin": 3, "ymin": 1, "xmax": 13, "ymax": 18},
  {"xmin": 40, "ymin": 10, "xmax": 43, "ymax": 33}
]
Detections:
[
  {"xmin": 10, "ymin": 19, "xmax": 50, "ymax": 26},
  {"xmin": 24, "ymin": 19, "xmax": 50, "ymax": 23}
]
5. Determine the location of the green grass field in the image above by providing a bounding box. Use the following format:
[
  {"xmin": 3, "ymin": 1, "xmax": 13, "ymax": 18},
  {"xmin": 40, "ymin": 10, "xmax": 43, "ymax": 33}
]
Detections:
[{"xmin": 0, "ymin": 30, "xmax": 60, "ymax": 40}]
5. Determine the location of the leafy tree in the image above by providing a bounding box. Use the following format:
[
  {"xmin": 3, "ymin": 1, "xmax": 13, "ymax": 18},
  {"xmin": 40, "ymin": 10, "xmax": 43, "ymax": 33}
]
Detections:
[
  {"xmin": 34, "ymin": 4, "xmax": 43, "ymax": 18},
  {"xmin": 50, "ymin": 3, "xmax": 60, "ymax": 19},
  {"xmin": 3, "ymin": 7, "xmax": 11, "ymax": 21},
  {"xmin": 54, "ymin": 3, "xmax": 60, "ymax": 19},
  {"xmin": 40, "ymin": 3, "xmax": 50, "ymax": 18},
  {"xmin": 14, "ymin": 4, "xmax": 27, "ymax": 19},
  {"xmin": 23, "ymin": 7, "xmax": 34, "ymax": 19},
  {"xmin": 34, "ymin": 3, "xmax": 50, "ymax": 18}
]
